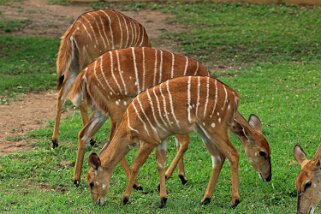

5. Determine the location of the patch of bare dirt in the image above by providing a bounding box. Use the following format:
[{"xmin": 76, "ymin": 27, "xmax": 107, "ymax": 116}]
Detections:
[
  {"xmin": 0, "ymin": 0, "xmax": 184, "ymax": 154},
  {"xmin": 0, "ymin": 91, "xmax": 74, "ymax": 154}
]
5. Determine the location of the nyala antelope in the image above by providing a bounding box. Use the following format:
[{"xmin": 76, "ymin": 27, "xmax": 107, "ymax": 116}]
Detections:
[
  {"xmin": 86, "ymin": 76, "xmax": 270, "ymax": 208},
  {"xmin": 70, "ymin": 47, "xmax": 209, "ymax": 185},
  {"xmin": 294, "ymin": 144, "xmax": 321, "ymax": 214},
  {"xmin": 52, "ymin": 9, "xmax": 151, "ymax": 148}
]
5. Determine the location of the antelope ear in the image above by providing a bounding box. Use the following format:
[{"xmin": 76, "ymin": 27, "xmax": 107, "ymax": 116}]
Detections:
[
  {"xmin": 88, "ymin": 153, "xmax": 101, "ymax": 170},
  {"xmin": 312, "ymin": 144, "xmax": 321, "ymax": 166},
  {"xmin": 294, "ymin": 145, "xmax": 307, "ymax": 165},
  {"xmin": 248, "ymin": 114, "xmax": 262, "ymax": 131}
]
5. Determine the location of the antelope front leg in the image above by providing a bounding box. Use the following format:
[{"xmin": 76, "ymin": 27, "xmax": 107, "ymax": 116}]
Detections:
[
  {"xmin": 123, "ymin": 143, "xmax": 155, "ymax": 205},
  {"xmin": 156, "ymin": 142, "xmax": 168, "ymax": 208},
  {"xmin": 201, "ymin": 143, "xmax": 225, "ymax": 204},
  {"xmin": 73, "ymin": 110, "xmax": 107, "ymax": 185},
  {"xmin": 165, "ymin": 134, "xmax": 189, "ymax": 184},
  {"xmin": 119, "ymin": 159, "xmax": 143, "ymax": 191},
  {"xmin": 79, "ymin": 101, "xmax": 96, "ymax": 146},
  {"xmin": 217, "ymin": 135, "xmax": 240, "ymax": 208},
  {"xmin": 51, "ymin": 89, "xmax": 64, "ymax": 148}
]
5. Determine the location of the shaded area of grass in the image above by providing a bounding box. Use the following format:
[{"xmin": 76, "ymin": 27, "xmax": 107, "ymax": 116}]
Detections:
[{"xmin": 0, "ymin": 36, "xmax": 58, "ymax": 96}]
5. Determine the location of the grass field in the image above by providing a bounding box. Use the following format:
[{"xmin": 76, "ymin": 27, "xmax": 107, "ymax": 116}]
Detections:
[{"xmin": 1, "ymin": 2, "xmax": 321, "ymax": 213}]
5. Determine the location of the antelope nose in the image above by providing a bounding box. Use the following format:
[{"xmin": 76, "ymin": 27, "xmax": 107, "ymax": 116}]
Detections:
[{"xmin": 266, "ymin": 174, "xmax": 272, "ymax": 182}]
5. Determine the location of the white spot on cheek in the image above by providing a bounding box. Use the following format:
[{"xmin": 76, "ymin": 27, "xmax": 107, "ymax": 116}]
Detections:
[
  {"xmin": 116, "ymin": 101, "xmax": 119, "ymax": 105},
  {"xmin": 211, "ymin": 123, "xmax": 215, "ymax": 128},
  {"xmin": 123, "ymin": 101, "xmax": 127, "ymax": 106},
  {"xmin": 102, "ymin": 184, "xmax": 106, "ymax": 190},
  {"xmin": 218, "ymin": 118, "xmax": 221, "ymax": 123}
]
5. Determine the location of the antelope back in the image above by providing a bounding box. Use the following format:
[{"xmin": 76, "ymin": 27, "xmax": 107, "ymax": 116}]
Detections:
[
  {"xmin": 56, "ymin": 9, "xmax": 151, "ymax": 80},
  {"xmin": 123, "ymin": 76, "xmax": 239, "ymax": 142},
  {"xmin": 72, "ymin": 47, "xmax": 209, "ymax": 115},
  {"xmin": 294, "ymin": 144, "xmax": 321, "ymax": 214}
]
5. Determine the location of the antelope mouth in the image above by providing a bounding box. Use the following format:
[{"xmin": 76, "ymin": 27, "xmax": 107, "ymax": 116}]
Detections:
[
  {"xmin": 259, "ymin": 173, "xmax": 272, "ymax": 182},
  {"xmin": 95, "ymin": 198, "xmax": 105, "ymax": 206}
]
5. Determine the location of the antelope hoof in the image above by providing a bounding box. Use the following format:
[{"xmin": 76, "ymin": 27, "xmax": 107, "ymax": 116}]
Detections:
[
  {"xmin": 179, "ymin": 175, "xmax": 188, "ymax": 185},
  {"xmin": 122, "ymin": 196, "xmax": 129, "ymax": 205},
  {"xmin": 201, "ymin": 197, "xmax": 211, "ymax": 205},
  {"xmin": 73, "ymin": 180, "xmax": 80, "ymax": 187},
  {"xmin": 133, "ymin": 184, "xmax": 143, "ymax": 191},
  {"xmin": 231, "ymin": 198, "xmax": 240, "ymax": 208},
  {"xmin": 52, "ymin": 139, "xmax": 58, "ymax": 148},
  {"xmin": 159, "ymin": 197, "xmax": 167, "ymax": 209},
  {"xmin": 89, "ymin": 138, "xmax": 97, "ymax": 146}
]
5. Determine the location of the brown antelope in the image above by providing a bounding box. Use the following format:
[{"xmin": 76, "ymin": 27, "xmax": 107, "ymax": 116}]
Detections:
[
  {"xmin": 86, "ymin": 76, "xmax": 270, "ymax": 208},
  {"xmin": 70, "ymin": 47, "xmax": 209, "ymax": 185},
  {"xmin": 52, "ymin": 9, "xmax": 151, "ymax": 148},
  {"xmin": 294, "ymin": 144, "xmax": 321, "ymax": 214}
]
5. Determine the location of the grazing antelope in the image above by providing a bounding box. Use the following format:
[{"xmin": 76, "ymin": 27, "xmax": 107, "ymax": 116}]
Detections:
[
  {"xmin": 86, "ymin": 76, "xmax": 266, "ymax": 208},
  {"xmin": 52, "ymin": 9, "xmax": 151, "ymax": 148},
  {"xmin": 294, "ymin": 144, "xmax": 321, "ymax": 214},
  {"xmin": 70, "ymin": 47, "xmax": 209, "ymax": 185}
]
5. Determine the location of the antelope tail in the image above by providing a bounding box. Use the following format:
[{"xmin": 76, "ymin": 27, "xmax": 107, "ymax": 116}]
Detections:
[{"xmin": 56, "ymin": 25, "xmax": 79, "ymax": 90}]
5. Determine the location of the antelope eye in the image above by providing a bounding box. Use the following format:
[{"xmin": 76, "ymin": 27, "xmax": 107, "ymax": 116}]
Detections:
[
  {"xmin": 259, "ymin": 151, "xmax": 267, "ymax": 158},
  {"xmin": 303, "ymin": 181, "xmax": 312, "ymax": 192},
  {"xmin": 90, "ymin": 182, "xmax": 94, "ymax": 189}
]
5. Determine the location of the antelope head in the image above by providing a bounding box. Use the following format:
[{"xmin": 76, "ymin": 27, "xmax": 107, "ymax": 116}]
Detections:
[
  {"xmin": 294, "ymin": 144, "xmax": 321, "ymax": 214},
  {"xmin": 87, "ymin": 153, "xmax": 111, "ymax": 206},
  {"xmin": 232, "ymin": 113, "xmax": 272, "ymax": 182}
]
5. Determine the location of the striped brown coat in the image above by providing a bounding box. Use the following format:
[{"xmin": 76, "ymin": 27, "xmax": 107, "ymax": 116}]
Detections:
[{"xmin": 52, "ymin": 9, "xmax": 151, "ymax": 148}]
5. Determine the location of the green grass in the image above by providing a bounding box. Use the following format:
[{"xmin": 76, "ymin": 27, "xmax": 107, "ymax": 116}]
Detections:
[
  {"xmin": 1, "ymin": 2, "xmax": 321, "ymax": 213},
  {"xmin": 0, "ymin": 36, "xmax": 58, "ymax": 96},
  {"xmin": 0, "ymin": 19, "xmax": 31, "ymax": 33}
]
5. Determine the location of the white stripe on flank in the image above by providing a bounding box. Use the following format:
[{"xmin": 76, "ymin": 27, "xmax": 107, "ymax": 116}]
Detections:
[
  {"xmin": 80, "ymin": 22, "xmax": 92, "ymax": 41},
  {"xmin": 153, "ymin": 49, "xmax": 158, "ymax": 86},
  {"xmin": 137, "ymin": 95, "xmax": 157, "ymax": 132},
  {"xmin": 171, "ymin": 53, "xmax": 175, "ymax": 78},
  {"xmin": 89, "ymin": 12, "xmax": 106, "ymax": 49},
  {"xmin": 203, "ymin": 77, "xmax": 210, "ymax": 117},
  {"xmin": 101, "ymin": 10, "xmax": 114, "ymax": 49},
  {"xmin": 97, "ymin": 13, "xmax": 108, "ymax": 49},
  {"xmin": 142, "ymin": 47, "xmax": 146, "ymax": 91},
  {"xmin": 196, "ymin": 76, "xmax": 201, "ymax": 118},
  {"xmin": 82, "ymin": 15, "xmax": 98, "ymax": 45},
  {"xmin": 114, "ymin": 12, "xmax": 123, "ymax": 48},
  {"xmin": 109, "ymin": 51, "xmax": 122, "ymax": 93},
  {"xmin": 129, "ymin": 21, "xmax": 134, "ymax": 46},
  {"xmin": 139, "ymin": 27, "xmax": 145, "ymax": 46},
  {"xmin": 131, "ymin": 47, "xmax": 141, "ymax": 93},
  {"xmin": 158, "ymin": 50, "xmax": 163, "ymax": 83},
  {"xmin": 183, "ymin": 56, "xmax": 189, "ymax": 75},
  {"xmin": 159, "ymin": 83, "xmax": 172, "ymax": 127},
  {"xmin": 210, "ymin": 79, "xmax": 218, "ymax": 118},
  {"xmin": 116, "ymin": 50, "xmax": 127, "ymax": 95},
  {"xmin": 127, "ymin": 109, "xmax": 139, "ymax": 133},
  {"xmin": 222, "ymin": 85, "xmax": 228, "ymax": 110},
  {"xmin": 132, "ymin": 100, "xmax": 150, "ymax": 136},
  {"xmin": 194, "ymin": 61, "xmax": 200, "ymax": 75},
  {"xmin": 146, "ymin": 90, "xmax": 167, "ymax": 132},
  {"xmin": 121, "ymin": 15, "xmax": 129, "ymax": 48},
  {"xmin": 94, "ymin": 59, "xmax": 106, "ymax": 91},
  {"xmin": 136, "ymin": 24, "xmax": 141, "ymax": 46},
  {"xmin": 187, "ymin": 76, "xmax": 192, "ymax": 123},
  {"xmin": 152, "ymin": 87, "xmax": 168, "ymax": 128},
  {"xmin": 100, "ymin": 55, "xmax": 116, "ymax": 94},
  {"xmin": 133, "ymin": 23, "xmax": 138, "ymax": 46},
  {"xmin": 166, "ymin": 80, "xmax": 180, "ymax": 128}
]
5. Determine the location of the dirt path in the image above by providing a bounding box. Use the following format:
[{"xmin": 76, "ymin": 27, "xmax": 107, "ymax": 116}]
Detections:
[{"xmin": 0, "ymin": 0, "xmax": 184, "ymax": 154}]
